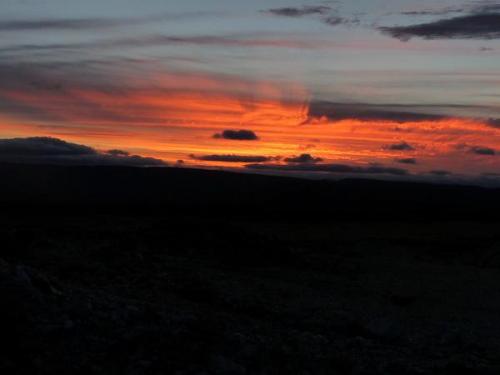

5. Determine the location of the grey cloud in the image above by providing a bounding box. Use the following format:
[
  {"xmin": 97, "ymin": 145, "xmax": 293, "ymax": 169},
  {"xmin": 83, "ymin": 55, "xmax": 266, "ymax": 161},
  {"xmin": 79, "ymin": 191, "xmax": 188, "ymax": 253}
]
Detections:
[{"xmin": 0, "ymin": 12, "xmax": 213, "ymax": 32}]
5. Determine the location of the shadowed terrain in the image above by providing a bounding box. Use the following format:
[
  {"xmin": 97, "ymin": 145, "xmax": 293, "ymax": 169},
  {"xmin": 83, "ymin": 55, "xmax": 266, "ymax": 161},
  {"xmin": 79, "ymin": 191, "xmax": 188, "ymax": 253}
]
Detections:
[{"xmin": 2, "ymin": 164, "xmax": 500, "ymax": 374}]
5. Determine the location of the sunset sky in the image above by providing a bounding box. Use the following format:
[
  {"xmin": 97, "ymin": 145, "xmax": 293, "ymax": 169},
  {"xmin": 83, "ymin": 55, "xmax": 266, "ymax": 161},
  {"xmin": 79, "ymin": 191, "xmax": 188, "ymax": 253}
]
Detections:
[{"xmin": 1, "ymin": 0, "xmax": 500, "ymax": 183}]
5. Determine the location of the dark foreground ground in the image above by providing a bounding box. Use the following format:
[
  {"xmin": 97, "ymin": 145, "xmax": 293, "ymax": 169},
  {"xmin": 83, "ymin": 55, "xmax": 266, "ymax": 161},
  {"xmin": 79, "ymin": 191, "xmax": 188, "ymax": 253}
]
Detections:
[{"xmin": 2, "ymin": 164, "xmax": 500, "ymax": 374}]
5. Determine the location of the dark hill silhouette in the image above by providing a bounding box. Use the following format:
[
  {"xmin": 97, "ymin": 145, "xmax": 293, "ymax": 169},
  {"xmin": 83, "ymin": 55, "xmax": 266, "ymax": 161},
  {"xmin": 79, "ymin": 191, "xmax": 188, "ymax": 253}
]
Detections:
[{"xmin": 0, "ymin": 163, "xmax": 499, "ymax": 220}]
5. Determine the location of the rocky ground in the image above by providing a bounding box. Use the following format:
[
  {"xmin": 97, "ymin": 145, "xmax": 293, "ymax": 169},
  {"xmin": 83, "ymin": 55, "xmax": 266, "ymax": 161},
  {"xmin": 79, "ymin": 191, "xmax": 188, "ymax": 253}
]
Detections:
[{"xmin": 2, "ymin": 215, "xmax": 500, "ymax": 374}]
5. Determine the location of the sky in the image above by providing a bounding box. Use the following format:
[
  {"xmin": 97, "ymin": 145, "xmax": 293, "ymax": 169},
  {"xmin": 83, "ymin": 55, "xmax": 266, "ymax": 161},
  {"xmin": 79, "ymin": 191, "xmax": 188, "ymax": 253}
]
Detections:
[{"xmin": 1, "ymin": 0, "xmax": 500, "ymax": 184}]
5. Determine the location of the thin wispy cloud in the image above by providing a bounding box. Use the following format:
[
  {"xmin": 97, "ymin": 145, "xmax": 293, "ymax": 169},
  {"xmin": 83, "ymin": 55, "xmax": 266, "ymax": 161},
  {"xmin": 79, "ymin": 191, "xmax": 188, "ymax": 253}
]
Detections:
[
  {"xmin": 0, "ymin": 12, "xmax": 215, "ymax": 32},
  {"xmin": 0, "ymin": 35, "xmax": 339, "ymax": 56},
  {"xmin": 262, "ymin": 4, "xmax": 358, "ymax": 28},
  {"xmin": 399, "ymin": 2, "xmax": 500, "ymax": 17},
  {"xmin": 0, "ymin": 18, "xmax": 130, "ymax": 31}
]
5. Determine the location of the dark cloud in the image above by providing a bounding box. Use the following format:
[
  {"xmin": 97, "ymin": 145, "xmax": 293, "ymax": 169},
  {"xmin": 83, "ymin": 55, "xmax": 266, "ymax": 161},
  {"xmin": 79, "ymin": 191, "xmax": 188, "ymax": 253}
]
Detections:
[
  {"xmin": 0, "ymin": 137, "xmax": 94, "ymax": 156},
  {"xmin": 396, "ymin": 158, "xmax": 417, "ymax": 165},
  {"xmin": 191, "ymin": 154, "xmax": 272, "ymax": 163},
  {"xmin": 246, "ymin": 163, "xmax": 408, "ymax": 176},
  {"xmin": 380, "ymin": 14, "xmax": 500, "ymax": 41},
  {"xmin": 456, "ymin": 143, "xmax": 497, "ymax": 156},
  {"xmin": 284, "ymin": 154, "xmax": 323, "ymax": 164},
  {"xmin": 264, "ymin": 6, "xmax": 331, "ymax": 17},
  {"xmin": 213, "ymin": 129, "xmax": 259, "ymax": 141},
  {"xmin": 306, "ymin": 101, "xmax": 447, "ymax": 123},
  {"xmin": 0, "ymin": 137, "xmax": 166, "ymax": 166},
  {"xmin": 384, "ymin": 142, "xmax": 415, "ymax": 151},
  {"xmin": 470, "ymin": 146, "xmax": 496, "ymax": 156}
]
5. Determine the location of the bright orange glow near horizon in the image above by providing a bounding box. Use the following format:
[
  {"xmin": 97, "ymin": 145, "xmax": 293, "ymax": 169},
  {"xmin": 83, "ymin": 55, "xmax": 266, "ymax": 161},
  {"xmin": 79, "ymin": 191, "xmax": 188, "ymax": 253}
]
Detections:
[{"xmin": 1, "ymin": 69, "xmax": 500, "ymax": 180}]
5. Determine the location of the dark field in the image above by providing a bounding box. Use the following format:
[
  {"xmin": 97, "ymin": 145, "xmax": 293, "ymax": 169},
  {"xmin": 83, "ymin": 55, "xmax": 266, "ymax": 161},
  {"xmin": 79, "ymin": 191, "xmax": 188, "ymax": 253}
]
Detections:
[{"xmin": 2, "ymin": 164, "xmax": 500, "ymax": 374}]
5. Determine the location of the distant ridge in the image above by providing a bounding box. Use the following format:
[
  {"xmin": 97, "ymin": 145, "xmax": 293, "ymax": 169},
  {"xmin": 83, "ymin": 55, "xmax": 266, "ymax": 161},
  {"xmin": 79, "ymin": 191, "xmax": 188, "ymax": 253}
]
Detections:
[{"xmin": 0, "ymin": 163, "xmax": 498, "ymax": 220}]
